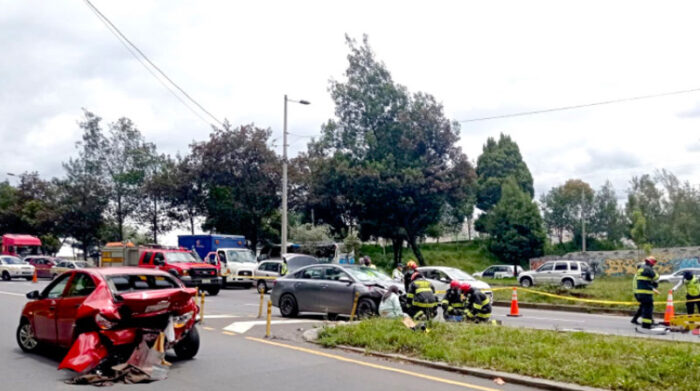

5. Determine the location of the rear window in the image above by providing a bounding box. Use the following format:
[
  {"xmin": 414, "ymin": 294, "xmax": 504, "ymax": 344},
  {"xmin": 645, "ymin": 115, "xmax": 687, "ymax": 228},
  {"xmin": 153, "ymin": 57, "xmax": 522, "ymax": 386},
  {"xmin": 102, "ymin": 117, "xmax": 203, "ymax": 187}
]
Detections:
[
  {"xmin": 554, "ymin": 262, "xmax": 568, "ymax": 271},
  {"xmin": 106, "ymin": 274, "xmax": 181, "ymax": 293},
  {"xmin": 570, "ymin": 263, "xmax": 579, "ymax": 271}
]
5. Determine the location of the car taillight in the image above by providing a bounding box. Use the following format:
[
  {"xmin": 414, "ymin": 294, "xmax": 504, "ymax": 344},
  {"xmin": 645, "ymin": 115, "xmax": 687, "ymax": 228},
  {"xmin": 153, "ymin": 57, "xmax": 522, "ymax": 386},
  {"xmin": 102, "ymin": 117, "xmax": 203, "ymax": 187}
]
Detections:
[
  {"xmin": 173, "ymin": 311, "xmax": 194, "ymax": 328},
  {"xmin": 95, "ymin": 313, "xmax": 117, "ymax": 330}
]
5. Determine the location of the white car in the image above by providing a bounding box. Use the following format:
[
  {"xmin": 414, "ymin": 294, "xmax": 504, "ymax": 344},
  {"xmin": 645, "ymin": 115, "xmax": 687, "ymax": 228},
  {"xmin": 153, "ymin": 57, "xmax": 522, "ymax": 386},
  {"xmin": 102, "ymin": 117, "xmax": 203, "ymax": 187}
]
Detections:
[
  {"xmin": 658, "ymin": 268, "xmax": 700, "ymax": 284},
  {"xmin": 417, "ymin": 266, "xmax": 492, "ymax": 299},
  {"xmin": 0, "ymin": 255, "xmax": 35, "ymax": 281},
  {"xmin": 474, "ymin": 265, "xmax": 523, "ymax": 279}
]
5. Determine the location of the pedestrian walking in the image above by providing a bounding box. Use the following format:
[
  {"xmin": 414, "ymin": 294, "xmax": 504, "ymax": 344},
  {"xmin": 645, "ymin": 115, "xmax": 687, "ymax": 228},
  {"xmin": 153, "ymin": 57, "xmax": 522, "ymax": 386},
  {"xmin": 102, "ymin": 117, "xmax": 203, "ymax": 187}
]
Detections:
[{"xmin": 673, "ymin": 271, "xmax": 700, "ymax": 315}]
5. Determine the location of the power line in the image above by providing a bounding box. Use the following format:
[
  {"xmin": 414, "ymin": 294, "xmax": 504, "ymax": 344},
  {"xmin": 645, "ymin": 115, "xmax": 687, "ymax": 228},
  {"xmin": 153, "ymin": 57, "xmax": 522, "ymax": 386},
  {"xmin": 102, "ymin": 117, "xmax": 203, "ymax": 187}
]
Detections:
[
  {"xmin": 83, "ymin": 0, "xmax": 224, "ymax": 127},
  {"xmin": 459, "ymin": 87, "xmax": 700, "ymax": 123}
]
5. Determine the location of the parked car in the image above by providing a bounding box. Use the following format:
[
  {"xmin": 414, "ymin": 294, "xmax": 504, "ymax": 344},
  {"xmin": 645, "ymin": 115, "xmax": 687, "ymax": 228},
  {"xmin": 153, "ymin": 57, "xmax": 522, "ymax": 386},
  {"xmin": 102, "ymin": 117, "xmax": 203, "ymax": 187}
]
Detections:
[
  {"xmin": 0, "ymin": 255, "xmax": 35, "ymax": 281},
  {"xmin": 17, "ymin": 267, "xmax": 200, "ymax": 373},
  {"xmin": 474, "ymin": 265, "xmax": 523, "ymax": 279},
  {"xmin": 254, "ymin": 254, "xmax": 321, "ymax": 293},
  {"xmin": 50, "ymin": 260, "xmax": 89, "ymax": 279},
  {"xmin": 658, "ymin": 268, "xmax": 700, "ymax": 284},
  {"xmin": 271, "ymin": 264, "xmax": 402, "ymax": 319},
  {"xmin": 24, "ymin": 256, "xmax": 59, "ymax": 278},
  {"xmin": 417, "ymin": 266, "xmax": 492, "ymax": 299},
  {"xmin": 518, "ymin": 260, "xmax": 594, "ymax": 288}
]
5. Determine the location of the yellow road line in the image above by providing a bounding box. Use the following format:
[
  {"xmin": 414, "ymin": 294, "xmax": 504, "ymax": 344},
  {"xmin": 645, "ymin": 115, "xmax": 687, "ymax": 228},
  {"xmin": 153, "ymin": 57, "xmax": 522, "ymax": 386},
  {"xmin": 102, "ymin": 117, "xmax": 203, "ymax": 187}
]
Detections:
[
  {"xmin": 222, "ymin": 331, "xmax": 237, "ymax": 336},
  {"xmin": 245, "ymin": 337, "xmax": 498, "ymax": 391},
  {"xmin": 202, "ymin": 326, "xmax": 215, "ymax": 331}
]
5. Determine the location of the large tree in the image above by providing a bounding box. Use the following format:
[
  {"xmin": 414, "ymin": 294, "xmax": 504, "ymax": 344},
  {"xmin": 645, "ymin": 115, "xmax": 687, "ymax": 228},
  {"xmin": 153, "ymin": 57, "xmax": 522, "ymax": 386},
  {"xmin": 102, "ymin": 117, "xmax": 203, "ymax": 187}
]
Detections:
[
  {"xmin": 590, "ymin": 181, "xmax": 625, "ymax": 243},
  {"xmin": 190, "ymin": 122, "xmax": 281, "ymax": 249},
  {"xmin": 480, "ymin": 177, "xmax": 545, "ymax": 274},
  {"xmin": 308, "ymin": 36, "xmax": 476, "ymax": 265},
  {"xmin": 475, "ymin": 134, "xmax": 533, "ymax": 212}
]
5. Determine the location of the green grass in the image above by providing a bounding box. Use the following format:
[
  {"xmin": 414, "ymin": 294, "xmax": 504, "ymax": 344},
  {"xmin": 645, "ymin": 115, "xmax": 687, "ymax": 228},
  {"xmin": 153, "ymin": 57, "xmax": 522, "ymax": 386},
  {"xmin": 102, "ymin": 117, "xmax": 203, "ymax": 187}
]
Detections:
[
  {"xmin": 318, "ymin": 318, "xmax": 700, "ymax": 391},
  {"xmin": 489, "ymin": 276, "xmax": 688, "ymax": 312},
  {"xmin": 359, "ymin": 240, "xmax": 499, "ymax": 274}
]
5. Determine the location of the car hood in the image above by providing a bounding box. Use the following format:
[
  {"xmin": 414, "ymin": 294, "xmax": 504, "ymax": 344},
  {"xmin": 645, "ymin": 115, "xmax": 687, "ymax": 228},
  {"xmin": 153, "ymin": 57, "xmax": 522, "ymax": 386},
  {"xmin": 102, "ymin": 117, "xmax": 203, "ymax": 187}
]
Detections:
[
  {"xmin": 454, "ymin": 279, "xmax": 491, "ymax": 291},
  {"xmin": 3, "ymin": 264, "xmax": 33, "ymax": 270},
  {"xmin": 173, "ymin": 262, "xmax": 216, "ymax": 270}
]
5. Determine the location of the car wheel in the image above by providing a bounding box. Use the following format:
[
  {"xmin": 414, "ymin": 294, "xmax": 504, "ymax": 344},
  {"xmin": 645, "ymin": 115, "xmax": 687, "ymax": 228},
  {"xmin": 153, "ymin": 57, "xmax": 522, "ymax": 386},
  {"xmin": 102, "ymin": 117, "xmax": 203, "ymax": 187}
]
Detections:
[
  {"xmin": 221, "ymin": 276, "xmax": 227, "ymax": 287},
  {"xmin": 356, "ymin": 298, "xmax": 377, "ymax": 319},
  {"xmin": 562, "ymin": 279, "xmax": 574, "ymax": 289},
  {"xmin": 279, "ymin": 294, "xmax": 298, "ymax": 318},
  {"xmin": 25, "ymin": 277, "xmax": 33, "ymax": 281},
  {"xmin": 174, "ymin": 326, "xmax": 199, "ymax": 360},
  {"xmin": 17, "ymin": 320, "xmax": 40, "ymax": 352},
  {"xmin": 2, "ymin": 271, "xmax": 10, "ymax": 281},
  {"xmin": 257, "ymin": 280, "xmax": 267, "ymax": 294},
  {"xmin": 519, "ymin": 277, "xmax": 533, "ymax": 288},
  {"xmin": 206, "ymin": 286, "xmax": 220, "ymax": 296}
]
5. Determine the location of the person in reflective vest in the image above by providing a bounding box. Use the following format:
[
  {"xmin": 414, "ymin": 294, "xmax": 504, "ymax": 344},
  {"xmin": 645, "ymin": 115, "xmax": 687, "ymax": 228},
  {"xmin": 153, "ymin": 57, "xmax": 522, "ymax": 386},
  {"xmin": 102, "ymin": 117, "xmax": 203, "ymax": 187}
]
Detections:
[
  {"xmin": 280, "ymin": 259, "xmax": 288, "ymax": 276},
  {"xmin": 406, "ymin": 272, "xmax": 437, "ymax": 321},
  {"xmin": 634, "ymin": 256, "xmax": 660, "ymax": 329},
  {"xmin": 673, "ymin": 271, "xmax": 700, "ymax": 314},
  {"xmin": 630, "ymin": 263, "xmax": 644, "ymax": 325},
  {"xmin": 441, "ymin": 280, "xmax": 465, "ymax": 320},
  {"xmin": 461, "ymin": 283, "xmax": 492, "ymax": 323}
]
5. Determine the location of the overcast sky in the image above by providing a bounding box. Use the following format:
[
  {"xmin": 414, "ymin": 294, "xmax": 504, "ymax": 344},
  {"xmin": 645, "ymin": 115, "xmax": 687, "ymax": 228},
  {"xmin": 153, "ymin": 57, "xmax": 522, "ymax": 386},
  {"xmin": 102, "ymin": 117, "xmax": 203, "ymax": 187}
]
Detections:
[{"xmin": 3, "ymin": 1, "xmax": 700, "ymax": 243}]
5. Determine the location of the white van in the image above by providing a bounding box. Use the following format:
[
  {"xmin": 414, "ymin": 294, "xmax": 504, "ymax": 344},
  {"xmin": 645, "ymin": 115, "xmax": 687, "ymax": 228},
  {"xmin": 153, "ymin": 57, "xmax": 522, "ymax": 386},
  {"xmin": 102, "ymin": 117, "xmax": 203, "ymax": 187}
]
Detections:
[{"xmin": 212, "ymin": 248, "xmax": 258, "ymax": 288}]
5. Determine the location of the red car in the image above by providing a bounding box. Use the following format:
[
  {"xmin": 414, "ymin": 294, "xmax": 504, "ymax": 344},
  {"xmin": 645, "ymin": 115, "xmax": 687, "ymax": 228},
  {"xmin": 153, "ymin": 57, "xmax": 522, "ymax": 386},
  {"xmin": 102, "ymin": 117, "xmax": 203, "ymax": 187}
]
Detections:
[
  {"xmin": 16, "ymin": 267, "xmax": 200, "ymax": 373},
  {"xmin": 23, "ymin": 256, "xmax": 58, "ymax": 278}
]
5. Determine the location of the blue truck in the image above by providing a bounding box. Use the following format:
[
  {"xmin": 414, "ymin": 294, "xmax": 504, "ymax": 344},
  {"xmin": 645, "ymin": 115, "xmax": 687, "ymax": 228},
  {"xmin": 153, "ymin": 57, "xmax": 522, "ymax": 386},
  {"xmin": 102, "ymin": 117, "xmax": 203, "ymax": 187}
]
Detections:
[{"xmin": 177, "ymin": 234, "xmax": 246, "ymax": 260}]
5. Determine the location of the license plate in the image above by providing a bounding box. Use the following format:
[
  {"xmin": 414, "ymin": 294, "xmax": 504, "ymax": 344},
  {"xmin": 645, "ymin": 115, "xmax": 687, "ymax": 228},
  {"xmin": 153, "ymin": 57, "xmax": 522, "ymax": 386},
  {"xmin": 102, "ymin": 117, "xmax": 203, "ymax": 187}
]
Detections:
[{"xmin": 201, "ymin": 279, "xmax": 211, "ymax": 284}]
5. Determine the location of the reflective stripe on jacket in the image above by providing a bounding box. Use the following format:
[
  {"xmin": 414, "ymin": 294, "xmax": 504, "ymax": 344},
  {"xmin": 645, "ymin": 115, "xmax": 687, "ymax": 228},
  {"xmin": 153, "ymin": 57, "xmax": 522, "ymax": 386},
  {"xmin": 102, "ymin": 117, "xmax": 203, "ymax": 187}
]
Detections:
[
  {"xmin": 634, "ymin": 265, "xmax": 659, "ymax": 295},
  {"xmin": 408, "ymin": 278, "xmax": 437, "ymax": 308}
]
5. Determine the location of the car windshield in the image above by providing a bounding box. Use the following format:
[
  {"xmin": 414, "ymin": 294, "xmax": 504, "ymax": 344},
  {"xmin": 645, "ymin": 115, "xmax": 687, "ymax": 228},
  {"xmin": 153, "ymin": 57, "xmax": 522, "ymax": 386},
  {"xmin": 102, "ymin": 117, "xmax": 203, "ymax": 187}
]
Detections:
[
  {"xmin": 445, "ymin": 268, "xmax": 476, "ymax": 281},
  {"xmin": 2, "ymin": 256, "xmax": 24, "ymax": 265},
  {"xmin": 226, "ymin": 249, "xmax": 256, "ymax": 263},
  {"xmin": 106, "ymin": 274, "xmax": 180, "ymax": 293},
  {"xmin": 165, "ymin": 252, "xmax": 199, "ymax": 263},
  {"xmin": 345, "ymin": 267, "xmax": 393, "ymax": 283}
]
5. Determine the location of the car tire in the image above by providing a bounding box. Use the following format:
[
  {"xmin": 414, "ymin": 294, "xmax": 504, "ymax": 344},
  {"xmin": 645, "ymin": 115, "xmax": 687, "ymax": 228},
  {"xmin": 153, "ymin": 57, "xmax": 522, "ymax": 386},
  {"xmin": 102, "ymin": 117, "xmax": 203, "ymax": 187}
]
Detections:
[
  {"xmin": 206, "ymin": 286, "xmax": 220, "ymax": 296},
  {"xmin": 221, "ymin": 276, "xmax": 227, "ymax": 287},
  {"xmin": 356, "ymin": 298, "xmax": 377, "ymax": 319},
  {"xmin": 174, "ymin": 326, "xmax": 199, "ymax": 360},
  {"xmin": 520, "ymin": 277, "xmax": 533, "ymax": 288},
  {"xmin": 561, "ymin": 279, "xmax": 574, "ymax": 289},
  {"xmin": 257, "ymin": 280, "xmax": 267, "ymax": 294},
  {"xmin": 25, "ymin": 277, "xmax": 33, "ymax": 281},
  {"xmin": 2, "ymin": 271, "xmax": 10, "ymax": 281},
  {"xmin": 17, "ymin": 319, "xmax": 40, "ymax": 353},
  {"xmin": 279, "ymin": 294, "xmax": 298, "ymax": 318}
]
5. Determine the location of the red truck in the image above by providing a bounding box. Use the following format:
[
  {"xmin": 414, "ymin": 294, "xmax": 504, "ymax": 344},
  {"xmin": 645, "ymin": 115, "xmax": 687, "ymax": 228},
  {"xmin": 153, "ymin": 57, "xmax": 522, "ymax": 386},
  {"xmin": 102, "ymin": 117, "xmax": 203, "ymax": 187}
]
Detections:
[{"xmin": 100, "ymin": 245, "xmax": 221, "ymax": 295}]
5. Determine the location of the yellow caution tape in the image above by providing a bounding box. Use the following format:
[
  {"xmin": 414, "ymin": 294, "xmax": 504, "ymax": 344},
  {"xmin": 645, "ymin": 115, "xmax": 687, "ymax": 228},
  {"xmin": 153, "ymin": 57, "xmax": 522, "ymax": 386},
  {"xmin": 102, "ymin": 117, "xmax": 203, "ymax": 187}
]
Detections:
[{"xmin": 487, "ymin": 286, "xmax": 700, "ymax": 306}]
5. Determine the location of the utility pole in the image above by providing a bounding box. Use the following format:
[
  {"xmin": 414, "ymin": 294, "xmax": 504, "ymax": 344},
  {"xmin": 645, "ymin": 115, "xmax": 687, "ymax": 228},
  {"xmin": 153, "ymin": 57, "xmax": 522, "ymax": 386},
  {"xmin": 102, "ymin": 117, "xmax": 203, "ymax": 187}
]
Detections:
[{"xmin": 581, "ymin": 190, "xmax": 586, "ymax": 252}]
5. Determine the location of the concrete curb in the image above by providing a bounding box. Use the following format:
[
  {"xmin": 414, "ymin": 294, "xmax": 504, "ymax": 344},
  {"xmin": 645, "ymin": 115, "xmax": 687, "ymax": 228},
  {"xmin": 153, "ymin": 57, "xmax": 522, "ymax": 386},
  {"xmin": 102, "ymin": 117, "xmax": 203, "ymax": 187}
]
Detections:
[
  {"xmin": 305, "ymin": 327, "xmax": 606, "ymax": 391},
  {"xmin": 493, "ymin": 301, "xmax": 666, "ymax": 317}
]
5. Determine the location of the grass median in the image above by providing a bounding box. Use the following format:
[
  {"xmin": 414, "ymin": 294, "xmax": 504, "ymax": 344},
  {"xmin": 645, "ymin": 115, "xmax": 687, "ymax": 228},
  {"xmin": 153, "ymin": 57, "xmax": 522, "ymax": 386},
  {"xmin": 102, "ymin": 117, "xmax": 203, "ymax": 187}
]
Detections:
[
  {"xmin": 318, "ymin": 318, "xmax": 700, "ymax": 391},
  {"xmin": 488, "ymin": 276, "xmax": 689, "ymax": 312}
]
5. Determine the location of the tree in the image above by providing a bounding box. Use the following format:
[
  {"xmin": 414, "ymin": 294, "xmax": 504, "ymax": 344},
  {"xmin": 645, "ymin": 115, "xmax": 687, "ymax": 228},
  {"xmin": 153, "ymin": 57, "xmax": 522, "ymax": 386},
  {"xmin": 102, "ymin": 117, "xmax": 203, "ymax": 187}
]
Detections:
[
  {"xmin": 57, "ymin": 112, "xmax": 109, "ymax": 259},
  {"xmin": 190, "ymin": 122, "xmax": 281, "ymax": 249},
  {"xmin": 308, "ymin": 35, "xmax": 476, "ymax": 265},
  {"xmin": 480, "ymin": 177, "xmax": 545, "ymax": 273},
  {"xmin": 136, "ymin": 152, "xmax": 175, "ymax": 244},
  {"xmin": 166, "ymin": 155, "xmax": 206, "ymax": 234},
  {"xmin": 475, "ymin": 134, "xmax": 534, "ymax": 212},
  {"xmin": 590, "ymin": 181, "xmax": 624, "ymax": 243},
  {"xmin": 540, "ymin": 187, "xmax": 567, "ymax": 243}
]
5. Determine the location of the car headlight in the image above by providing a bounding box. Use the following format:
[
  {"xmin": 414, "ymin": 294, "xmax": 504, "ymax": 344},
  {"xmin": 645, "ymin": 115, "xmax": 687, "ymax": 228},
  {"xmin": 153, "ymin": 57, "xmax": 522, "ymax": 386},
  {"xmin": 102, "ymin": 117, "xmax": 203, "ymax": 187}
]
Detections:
[
  {"xmin": 173, "ymin": 311, "xmax": 194, "ymax": 328},
  {"xmin": 181, "ymin": 269, "xmax": 189, "ymax": 276},
  {"xmin": 95, "ymin": 313, "xmax": 118, "ymax": 330}
]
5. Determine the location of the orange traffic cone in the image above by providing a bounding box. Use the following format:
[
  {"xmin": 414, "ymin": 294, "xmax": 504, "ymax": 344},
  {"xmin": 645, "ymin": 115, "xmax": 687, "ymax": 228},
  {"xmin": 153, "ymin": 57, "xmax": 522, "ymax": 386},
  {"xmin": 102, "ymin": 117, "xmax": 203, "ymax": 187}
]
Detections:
[
  {"xmin": 663, "ymin": 289, "xmax": 675, "ymax": 325},
  {"xmin": 507, "ymin": 287, "xmax": 522, "ymax": 317},
  {"xmin": 32, "ymin": 269, "xmax": 37, "ymax": 283}
]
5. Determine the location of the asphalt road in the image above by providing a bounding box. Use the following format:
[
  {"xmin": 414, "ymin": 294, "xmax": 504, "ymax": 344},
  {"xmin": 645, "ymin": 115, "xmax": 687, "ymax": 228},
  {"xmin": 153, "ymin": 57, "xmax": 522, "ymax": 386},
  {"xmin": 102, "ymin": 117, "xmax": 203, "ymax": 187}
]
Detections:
[{"xmin": 0, "ymin": 279, "xmax": 537, "ymax": 391}]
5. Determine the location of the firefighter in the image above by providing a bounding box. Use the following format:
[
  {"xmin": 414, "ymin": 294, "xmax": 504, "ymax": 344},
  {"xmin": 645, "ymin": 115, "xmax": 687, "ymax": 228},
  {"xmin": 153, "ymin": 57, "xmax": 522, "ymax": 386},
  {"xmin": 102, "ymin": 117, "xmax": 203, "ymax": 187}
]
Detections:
[
  {"xmin": 634, "ymin": 256, "xmax": 660, "ymax": 329},
  {"xmin": 406, "ymin": 271, "xmax": 437, "ymax": 321},
  {"xmin": 404, "ymin": 260, "xmax": 418, "ymax": 292},
  {"xmin": 441, "ymin": 280, "xmax": 465, "ymax": 320},
  {"xmin": 630, "ymin": 263, "xmax": 644, "ymax": 325},
  {"xmin": 461, "ymin": 283, "xmax": 492, "ymax": 323},
  {"xmin": 673, "ymin": 271, "xmax": 700, "ymax": 315}
]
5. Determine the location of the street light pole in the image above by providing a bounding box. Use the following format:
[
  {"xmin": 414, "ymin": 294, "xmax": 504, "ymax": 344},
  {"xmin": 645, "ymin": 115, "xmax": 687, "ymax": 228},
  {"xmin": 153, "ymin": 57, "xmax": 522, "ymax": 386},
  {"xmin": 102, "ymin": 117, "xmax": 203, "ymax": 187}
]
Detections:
[{"xmin": 281, "ymin": 95, "xmax": 310, "ymax": 256}]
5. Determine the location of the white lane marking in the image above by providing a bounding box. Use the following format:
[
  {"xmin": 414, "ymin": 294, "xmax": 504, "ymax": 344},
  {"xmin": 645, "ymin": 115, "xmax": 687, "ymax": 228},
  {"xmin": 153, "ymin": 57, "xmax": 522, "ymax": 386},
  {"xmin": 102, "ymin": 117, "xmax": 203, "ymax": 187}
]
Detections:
[
  {"xmin": 224, "ymin": 319, "xmax": 317, "ymax": 334},
  {"xmin": 497, "ymin": 314, "xmax": 584, "ymax": 323},
  {"xmin": 0, "ymin": 290, "xmax": 26, "ymax": 297}
]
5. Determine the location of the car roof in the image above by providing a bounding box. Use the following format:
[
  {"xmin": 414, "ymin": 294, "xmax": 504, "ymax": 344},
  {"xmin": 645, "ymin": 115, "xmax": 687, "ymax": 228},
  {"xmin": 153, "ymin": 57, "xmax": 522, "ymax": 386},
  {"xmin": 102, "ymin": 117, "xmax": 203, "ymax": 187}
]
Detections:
[{"xmin": 89, "ymin": 267, "xmax": 170, "ymax": 277}]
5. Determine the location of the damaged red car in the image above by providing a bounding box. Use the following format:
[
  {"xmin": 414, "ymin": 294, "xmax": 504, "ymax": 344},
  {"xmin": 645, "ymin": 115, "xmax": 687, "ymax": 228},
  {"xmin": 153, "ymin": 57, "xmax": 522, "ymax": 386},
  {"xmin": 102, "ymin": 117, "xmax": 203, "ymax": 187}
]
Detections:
[{"xmin": 16, "ymin": 267, "xmax": 200, "ymax": 373}]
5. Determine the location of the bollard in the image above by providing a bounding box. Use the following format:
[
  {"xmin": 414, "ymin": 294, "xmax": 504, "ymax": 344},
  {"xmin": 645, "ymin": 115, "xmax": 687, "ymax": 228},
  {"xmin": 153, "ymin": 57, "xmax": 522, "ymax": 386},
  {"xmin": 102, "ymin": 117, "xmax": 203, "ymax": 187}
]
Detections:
[
  {"xmin": 200, "ymin": 291, "xmax": 205, "ymax": 324},
  {"xmin": 349, "ymin": 292, "xmax": 360, "ymax": 321},
  {"xmin": 258, "ymin": 291, "xmax": 265, "ymax": 319},
  {"xmin": 265, "ymin": 300, "xmax": 272, "ymax": 338}
]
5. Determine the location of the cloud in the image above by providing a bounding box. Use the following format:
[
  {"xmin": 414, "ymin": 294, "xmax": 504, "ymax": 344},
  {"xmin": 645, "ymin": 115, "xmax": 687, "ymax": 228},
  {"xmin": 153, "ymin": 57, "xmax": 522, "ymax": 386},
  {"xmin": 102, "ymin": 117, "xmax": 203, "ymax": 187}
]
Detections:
[{"xmin": 687, "ymin": 140, "xmax": 700, "ymax": 152}]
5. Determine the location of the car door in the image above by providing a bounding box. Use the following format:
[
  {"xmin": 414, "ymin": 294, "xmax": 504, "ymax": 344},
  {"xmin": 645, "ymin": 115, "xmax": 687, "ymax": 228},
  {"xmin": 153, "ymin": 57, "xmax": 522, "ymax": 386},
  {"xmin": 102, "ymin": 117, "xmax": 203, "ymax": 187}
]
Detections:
[
  {"xmin": 293, "ymin": 266, "xmax": 325, "ymax": 312},
  {"xmin": 321, "ymin": 266, "xmax": 355, "ymax": 314},
  {"xmin": 36, "ymin": 259, "xmax": 50, "ymax": 278},
  {"xmin": 33, "ymin": 273, "xmax": 72, "ymax": 343},
  {"xmin": 551, "ymin": 262, "xmax": 569, "ymax": 284},
  {"xmin": 534, "ymin": 262, "xmax": 554, "ymax": 284},
  {"xmin": 56, "ymin": 272, "xmax": 97, "ymax": 347},
  {"xmin": 481, "ymin": 266, "xmax": 496, "ymax": 278}
]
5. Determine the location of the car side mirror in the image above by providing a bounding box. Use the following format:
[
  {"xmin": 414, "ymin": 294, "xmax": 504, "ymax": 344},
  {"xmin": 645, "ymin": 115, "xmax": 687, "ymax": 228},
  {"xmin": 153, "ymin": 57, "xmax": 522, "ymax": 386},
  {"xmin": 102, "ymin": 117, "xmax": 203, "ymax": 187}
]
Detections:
[
  {"xmin": 26, "ymin": 290, "xmax": 40, "ymax": 300},
  {"xmin": 339, "ymin": 277, "xmax": 353, "ymax": 285}
]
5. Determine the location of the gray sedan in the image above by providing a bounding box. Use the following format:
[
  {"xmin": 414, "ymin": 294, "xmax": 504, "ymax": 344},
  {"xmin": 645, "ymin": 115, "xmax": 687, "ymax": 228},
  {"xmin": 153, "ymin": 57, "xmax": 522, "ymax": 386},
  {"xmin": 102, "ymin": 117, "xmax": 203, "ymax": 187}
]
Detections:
[{"xmin": 271, "ymin": 264, "xmax": 401, "ymax": 319}]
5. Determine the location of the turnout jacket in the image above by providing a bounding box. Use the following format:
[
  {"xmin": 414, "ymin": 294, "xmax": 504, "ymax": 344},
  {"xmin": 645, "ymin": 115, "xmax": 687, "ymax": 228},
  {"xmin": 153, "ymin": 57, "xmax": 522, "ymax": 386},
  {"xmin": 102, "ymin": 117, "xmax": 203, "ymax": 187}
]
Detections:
[
  {"xmin": 634, "ymin": 265, "xmax": 659, "ymax": 295},
  {"xmin": 407, "ymin": 277, "xmax": 437, "ymax": 308}
]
